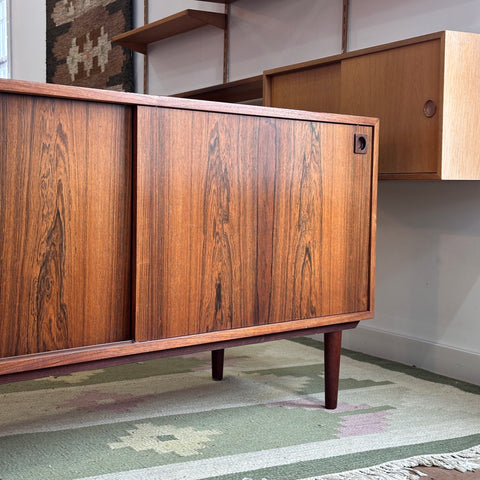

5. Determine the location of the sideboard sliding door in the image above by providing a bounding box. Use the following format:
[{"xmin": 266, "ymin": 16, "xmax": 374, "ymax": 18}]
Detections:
[
  {"xmin": 134, "ymin": 107, "xmax": 260, "ymax": 340},
  {"xmin": 134, "ymin": 106, "xmax": 375, "ymax": 342},
  {"xmin": 0, "ymin": 93, "xmax": 133, "ymax": 358}
]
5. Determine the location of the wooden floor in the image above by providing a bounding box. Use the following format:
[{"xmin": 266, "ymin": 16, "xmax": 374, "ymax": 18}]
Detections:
[{"xmin": 416, "ymin": 467, "xmax": 480, "ymax": 479}]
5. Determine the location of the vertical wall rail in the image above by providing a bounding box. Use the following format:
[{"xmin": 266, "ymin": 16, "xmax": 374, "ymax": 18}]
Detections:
[
  {"xmin": 342, "ymin": 0, "xmax": 349, "ymax": 53},
  {"xmin": 144, "ymin": 0, "xmax": 148, "ymax": 93},
  {"xmin": 223, "ymin": 3, "xmax": 229, "ymax": 84}
]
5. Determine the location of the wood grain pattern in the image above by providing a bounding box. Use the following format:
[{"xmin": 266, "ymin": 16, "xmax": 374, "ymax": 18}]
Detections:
[
  {"xmin": 264, "ymin": 122, "xmax": 372, "ymax": 323},
  {"xmin": 112, "ymin": 9, "xmax": 227, "ymax": 54},
  {"xmin": 0, "ymin": 322, "xmax": 359, "ymax": 379},
  {"xmin": 0, "ymin": 93, "xmax": 132, "ymax": 357},
  {"xmin": 135, "ymin": 107, "xmax": 374, "ymax": 340},
  {"xmin": 267, "ymin": 62, "xmax": 341, "ymax": 112},
  {"xmin": 264, "ymin": 30, "xmax": 480, "ymax": 180},
  {"xmin": 265, "ymin": 40, "xmax": 441, "ymax": 178},
  {"xmin": 0, "ymin": 81, "xmax": 377, "ymax": 399},
  {"xmin": 0, "ymin": 78, "xmax": 376, "ymax": 127},
  {"xmin": 135, "ymin": 107, "xmax": 259, "ymax": 340},
  {"xmin": 340, "ymin": 39, "xmax": 441, "ymax": 176},
  {"xmin": 324, "ymin": 330, "xmax": 342, "ymax": 409},
  {"xmin": 441, "ymin": 31, "xmax": 480, "ymax": 180},
  {"xmin": 173, "ymin": 75, "xmax": 263, "ymax": 103}
]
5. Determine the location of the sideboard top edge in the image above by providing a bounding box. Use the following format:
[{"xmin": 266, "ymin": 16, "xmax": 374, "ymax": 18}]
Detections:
[{"xmin": 0, "ymin": 79, "xmax": 378, "ymax": 127}]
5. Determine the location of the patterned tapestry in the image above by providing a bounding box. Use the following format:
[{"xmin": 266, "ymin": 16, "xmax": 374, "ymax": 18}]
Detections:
[{"xmin": 46, "ymin": 0, "xmax": 134, "ymax": 92}]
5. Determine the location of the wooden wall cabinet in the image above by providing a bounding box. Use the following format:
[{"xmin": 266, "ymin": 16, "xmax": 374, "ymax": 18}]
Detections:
[
  {"xmin": 0, "ymin": 79, "xmax": 378, "ymax": 409},
  {"xmin": 264, "ymin": 31, "xmax": 480, "ymax": 180}
]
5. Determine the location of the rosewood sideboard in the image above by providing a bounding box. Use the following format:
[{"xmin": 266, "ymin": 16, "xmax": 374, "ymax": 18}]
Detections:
[{"xmin": 0, "ymin": 79, "xmax": 378, "ymax": 409}]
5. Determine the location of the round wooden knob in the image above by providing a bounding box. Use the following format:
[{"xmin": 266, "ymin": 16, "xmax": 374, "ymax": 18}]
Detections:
[{"xmin": 423, "ymin": 100, "xmax": 437, "ymax": 118}]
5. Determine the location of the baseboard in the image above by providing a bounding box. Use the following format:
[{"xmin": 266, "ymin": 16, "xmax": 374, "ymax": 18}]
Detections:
[{"xmin": 315, "ymin": 326, "xmax": 480, "ymax": 386}]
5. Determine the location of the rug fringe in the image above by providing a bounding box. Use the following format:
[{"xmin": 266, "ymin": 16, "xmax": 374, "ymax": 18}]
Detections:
[{"xmin": 311, "ymin": 445, "xmax": 480, "ymax": 480}]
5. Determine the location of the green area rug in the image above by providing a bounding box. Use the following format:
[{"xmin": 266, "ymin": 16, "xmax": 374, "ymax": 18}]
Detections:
[{"xmin": 0, "ymin": 338, "xmax": 479, "ymax": 480}]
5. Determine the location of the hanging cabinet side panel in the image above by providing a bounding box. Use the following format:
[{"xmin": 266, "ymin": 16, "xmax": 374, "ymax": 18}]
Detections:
[
  {"xmin": 0, "ymin": 93, "xmax": 133, "ymax": 358},
  {"xmin": 441, "ymin": 31, "xmax": 480, "ymax": 180}
]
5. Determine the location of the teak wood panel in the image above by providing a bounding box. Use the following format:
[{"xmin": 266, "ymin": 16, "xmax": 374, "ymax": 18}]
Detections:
[
  {"xmin": 135, "ymin": 107, "xmax": 373, "ymax": 341},
  {"xmin": 266, "ymin": 40, "xmax": 441, "ymax": 178},
  {"xmin": 267, "ymin": 123, "xmax": 372, "ymax": 323},
  {"xmin": 112, "ymin": 9, "xmax": 227, "ymax": 54},
  {"xmin": 441, "ymin": 31, "xmax": 480, "ymax": 179},
  {"xmin": 340, "ymin": 39, "xmax": 441, "ymax": 176},
  {"xmin": 0, "ymin": 93, "xmax": 132, "ymax": 358},
  {"xmin": 267, "ymin": 62, "xmax": 341, "ymax": 114},
  {"xmin": 265, "ymin": 30, "xmax": 480, "ymax": 181},
  {"xmin": 135, "ymin": 107, "xmax": 258, "ymax": 340}
]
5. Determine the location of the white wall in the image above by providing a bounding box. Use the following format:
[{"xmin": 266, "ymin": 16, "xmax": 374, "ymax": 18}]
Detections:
[
  {"xmin": 10, "ymin": 0, "xmax": 45, "ymax": 81},
  {"xmin": 145, "ymin": 0, "xmax": 342, "ymax": 96},
  {"xmin": 342, "ymin": 0, "xmax": 480, "ymax": 385},
  {"xmin": 348, "ymin": 181, "xmax": 480, "ymax": 385},
  {"xmin": 229, "ymin": 0, "xmax": 341, "ymax": 82},
  {"xmin": 9, "ymin": 0, "xmax": 480, "ymax": 384},
  {"xmin": 348, "ymin": 0, "xmax": 480, "ymax": 50}
]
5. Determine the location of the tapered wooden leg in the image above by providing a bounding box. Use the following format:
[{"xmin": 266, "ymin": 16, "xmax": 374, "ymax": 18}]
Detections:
[
  {"xmin": 211, "ymin": 349, "xmax": 225, "ymax": 381},
  {"xmin": 324, "ymin": 330, "xmax": 342, "ymax": 409}
]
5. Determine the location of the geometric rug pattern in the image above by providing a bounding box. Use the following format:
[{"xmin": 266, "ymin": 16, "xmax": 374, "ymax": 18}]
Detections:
[{"xmin": 0, "ymin": 337, "xmax": 479, "ymax": 479}]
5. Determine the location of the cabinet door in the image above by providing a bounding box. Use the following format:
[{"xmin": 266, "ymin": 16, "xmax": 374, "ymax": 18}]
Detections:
[
  {"xmin": 260, "ymin": 121, "xmax": 373, "ymax": 324},
  {"xmin": 135, "ymin": 107, "xmax": 375, "ymax": 341},
  {"xmin": 340, "ymin": 39, "xmax": 441, "ymax": 176},
  {"xmin": 266, "ymin": 63, "xmax": 341, "ymax": 113},
  {"xmin": 0, "ymin": 94, "xmax": 132, "ymax": 357},
  {"xmin": 134, "ymin": 107, "xmax": 259, "ymax": 340}
]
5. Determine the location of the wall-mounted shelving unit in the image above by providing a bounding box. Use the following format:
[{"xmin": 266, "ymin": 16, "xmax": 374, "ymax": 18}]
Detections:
[
  {"xmin": 264, "ymin": 30, "xmax": 480, "ymax": 180},
  {"xmin": 115, "ymin": 0, "xmax": 347, "ymax": 95},
  {"xmin": 112, "ymin": 9, "xmax": 227, "ymax": 54}
]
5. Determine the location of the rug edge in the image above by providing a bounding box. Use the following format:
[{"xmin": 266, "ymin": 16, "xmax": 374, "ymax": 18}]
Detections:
[{"xmin": 308, "ymin": 445, "xmax": 480, "ymax": 480}]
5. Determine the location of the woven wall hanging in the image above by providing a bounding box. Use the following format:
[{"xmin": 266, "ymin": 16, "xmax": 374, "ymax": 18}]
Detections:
[{"xmin": 46, "ymin": 0, "xmax": 134, "ymax": 92}]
